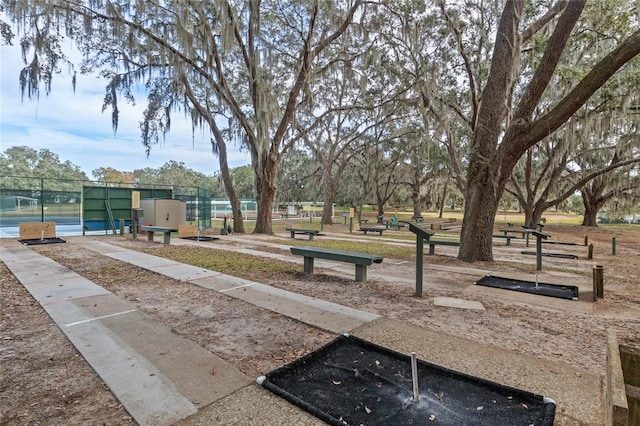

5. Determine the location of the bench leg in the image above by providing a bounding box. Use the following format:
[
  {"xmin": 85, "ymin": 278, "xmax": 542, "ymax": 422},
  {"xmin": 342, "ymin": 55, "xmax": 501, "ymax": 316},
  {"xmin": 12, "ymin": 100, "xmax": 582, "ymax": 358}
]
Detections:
[
  {"xmin": 290, "ymin": 231, "xmax": 295, "ymax": 239},
  {"xmin": 308, "ymin": 234, "xmax": 314, "ymax": 241},
  {"xmin": 428, "ymin": 244, "xmax": 435, "ymax": 255},
  {"xmin": 355, "ymin": 265, "xmax": 367, "ymax": 282},
  {"xmin": 506, "ymin": 237, "xmax": 511, "ymax": 246},
  {"xmin": 303, "ymin": 256, "xmax": 314, "ymax": 274},
  {"xmin": 163, "ymin": 232, "xmax": 171, "ymax": 245},
  {"xmin": 146, "ymin": 231, "xmax": 154, "ymax": 242}
]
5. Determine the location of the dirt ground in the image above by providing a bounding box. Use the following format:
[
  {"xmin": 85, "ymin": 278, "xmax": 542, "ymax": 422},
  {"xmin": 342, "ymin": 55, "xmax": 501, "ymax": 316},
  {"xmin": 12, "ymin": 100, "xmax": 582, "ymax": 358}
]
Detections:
[{"xmin": 1, "ymin": 223, "xmax": 639, "ymax": 425}]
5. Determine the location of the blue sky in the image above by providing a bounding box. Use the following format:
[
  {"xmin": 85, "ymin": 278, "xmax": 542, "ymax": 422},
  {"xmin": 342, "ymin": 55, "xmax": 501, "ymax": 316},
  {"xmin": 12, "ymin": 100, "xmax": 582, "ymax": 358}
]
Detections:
[{"xmin": 1, "ymin": 42, "xmax": 251, "ymax": 177}]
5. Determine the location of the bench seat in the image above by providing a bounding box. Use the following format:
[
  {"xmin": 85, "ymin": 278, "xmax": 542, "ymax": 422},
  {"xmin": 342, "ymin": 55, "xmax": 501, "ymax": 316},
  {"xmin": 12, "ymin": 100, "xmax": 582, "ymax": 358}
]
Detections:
[
  {"xmin": 541, "ymin": 240, "xmax": 579, "ymax": 246},
  {"xmin": 426, "ymin": 239, "xmax": 461, "ymax": 255},
  {"xmin": 358, "ymin": 226, "xmax": 386, "ymax": 235},
  {"xmin": 285, "ymin": 228, "xmax": 323, "ymax": 240},
  {"xmin": 492, "ymin": 234, "xmax": 520, "ymax": 246},
  {"xmin": 140, "ymin": 225, "xmax": 173, "ymax": 244},
  {"xmin": 499, "ymin": 229, "xmax": 527, "ymax": 238},
  {"xmin": 290, "ymin": 246, "xmax": 383, "ymax": 282}
]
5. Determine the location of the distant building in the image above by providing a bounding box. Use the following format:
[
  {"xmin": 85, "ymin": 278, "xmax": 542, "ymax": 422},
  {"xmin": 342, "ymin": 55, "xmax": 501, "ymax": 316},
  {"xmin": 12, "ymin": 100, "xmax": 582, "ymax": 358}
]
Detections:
[{"xmin": 0, "ymin": 195, "xmax": 38, "ymax": 212}]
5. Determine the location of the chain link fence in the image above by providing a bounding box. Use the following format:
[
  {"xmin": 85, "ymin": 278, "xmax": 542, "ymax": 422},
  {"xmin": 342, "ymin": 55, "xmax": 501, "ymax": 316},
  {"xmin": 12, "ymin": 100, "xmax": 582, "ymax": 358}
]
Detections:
[{"xmin": 0, "ymin": 176, "xmax": 211, "ymax": 237}]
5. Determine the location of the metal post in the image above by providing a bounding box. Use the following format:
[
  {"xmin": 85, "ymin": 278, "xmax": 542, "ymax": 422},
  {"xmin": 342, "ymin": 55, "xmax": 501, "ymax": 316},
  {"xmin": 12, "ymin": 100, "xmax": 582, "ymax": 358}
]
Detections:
[
  {"xmin": 40, "ymin": 178, "xmax": 45, "ymax": 222},
  {"xmin": 536, "ymin": 234, "xmax": 543, "ymax": 271},
  {"xmin": 416, "ymin": 236, "xmax": 424, "ymax": 298},
  {"xmin": 588, "ymin": 243, "xmax": 594, "ymax": 260},
  {"xmin": 349, "ymin": 217, "xmax": 353, "ymax": 233},
  {"xmin": 411, "ymin": 352, "xmax": 419, "ymax": 402},
  {"xmin": 593, "ymin": 265, "xmax": 604, "ymax": 298},
  {"xmin": 612, "ymin": 237, "xmax": 616, "ymax": 255},
  {"xmin": 584, "ymin": 235, "xmax": 588, "ymax": 247}
]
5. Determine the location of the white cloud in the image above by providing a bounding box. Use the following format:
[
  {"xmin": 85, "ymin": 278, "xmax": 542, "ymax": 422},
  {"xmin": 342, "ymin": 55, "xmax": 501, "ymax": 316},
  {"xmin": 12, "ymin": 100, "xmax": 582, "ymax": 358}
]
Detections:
[{"xmin": 1, "ymin": 42, "xmax": 250, "ymax": 177}]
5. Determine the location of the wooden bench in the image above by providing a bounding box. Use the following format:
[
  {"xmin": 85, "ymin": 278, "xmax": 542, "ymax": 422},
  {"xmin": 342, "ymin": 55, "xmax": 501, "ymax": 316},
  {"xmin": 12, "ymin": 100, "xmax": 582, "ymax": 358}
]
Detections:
[
  {"xmin": 19, "ymin": 222, "xmax": 56, "ymax": 240},
  {"xmin": 426, "ymin": 240, "xmax": 461, "ymax": 255},
  {"xmin": 285, "ymin": 228, "xmax": 323, "ymax": 240},
  {"xmin": 140, "ymin": 225, "xmax": 173, "ymax": 244},
  {"xmin": 359, "ymin": 226, "xmax": 386, "ymax": 235},
  {"xmin": 178, "ymin": 224, "xmax": 198, "ymax": 238},
  {"xmin": 492, "ymin": 234, "xmax": 519, "ymax": 246},
  {"xmin": 289, "ymin": 246, "xmax": 383, "ymax": 282}
]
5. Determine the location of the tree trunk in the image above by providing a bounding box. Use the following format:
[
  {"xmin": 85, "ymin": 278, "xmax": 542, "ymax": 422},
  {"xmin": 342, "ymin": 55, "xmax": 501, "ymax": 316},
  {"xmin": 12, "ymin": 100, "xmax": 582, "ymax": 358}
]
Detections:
[
  {"xmin": 321, "ymin": 167, "xmax": 336, "ymax": 225},
  {"xmin": 522, "ymin": 201, "xmax": 537, "ymax": 229},
  {"xmin": 411, "ymin": 183, "xmax": 421, "ymax": 218},
  {"xmin": 215, "ymin": 139, "xmax": 245, "ymax": 233},
  {"xmin": 253, "ymin": 152, "xmax": 279, "ymax": 234},
  {"xmin": 438, "ymin": 180, "xmax": 449, "ymax": 219},
  {"xmin": 458, "ymin": 167, "xmax": 502, "ymax": 262},
  {"xmin": 581, "ymin": 189, "xmax": 601, "ymax": 226},
  {"xmin": 376, "ymin": 195, "xmax": 385, "ymax": 220},
  {"xmin": 458, "ymin": 1, "xmax": 524, "ymax": 262},
  {"xmin": 528, "ymin": 207, "xmax": 545, "ymax": 230},
  {"xmin": 581, "ymin": 206, "xmax": 599, "ymax": 226}
]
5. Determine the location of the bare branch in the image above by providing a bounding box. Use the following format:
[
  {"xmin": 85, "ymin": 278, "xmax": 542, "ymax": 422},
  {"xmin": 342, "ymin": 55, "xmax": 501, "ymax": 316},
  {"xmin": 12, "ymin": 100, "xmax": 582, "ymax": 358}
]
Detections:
[
  {"xmin": 439, "ymin": 2, "xmax": 478, "ymax": 129},
  {"xmin": 511, "ymin": 1, "xmax": 585, "ymax": 125},
  {"xmin": 521, "ymin": 0, "xmax": 568, "ymax": 44},
  {"xmin": 519, "ymin": 28, "xmax": 640, "ymax": 151}
]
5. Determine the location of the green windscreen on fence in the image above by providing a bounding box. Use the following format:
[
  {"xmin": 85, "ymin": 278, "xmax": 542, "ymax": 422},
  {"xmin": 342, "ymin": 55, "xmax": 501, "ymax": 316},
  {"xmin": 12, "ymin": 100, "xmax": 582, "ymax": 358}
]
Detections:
[
  {"xmin": 1, "ymin": 178, "xmax": 212, "ymax": 235},
  {"xmin": 82, "ymin": 185, "xmax": 211, "ymax": 234}
]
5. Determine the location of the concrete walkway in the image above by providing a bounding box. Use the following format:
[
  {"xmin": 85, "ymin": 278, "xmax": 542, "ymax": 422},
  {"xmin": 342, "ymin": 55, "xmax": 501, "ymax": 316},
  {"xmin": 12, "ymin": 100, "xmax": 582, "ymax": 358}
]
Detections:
[
  {"xmin": 0, "ymin": 244, "xmax": 250, "ymax": 425},
  {"xmin": 1, "ymin": 238, "xmax": 604, "ymax": 425},
  {"xmin": 74, "ymin": 239, "xmax": 380, "ymax": 333},
  {"xmin": 78, "ymin": 238, "xmax": 603, "ymax": 424},
  {"xmin": 1, "ymin": 240, "xmax": 380, "ymax": 425},
  {"xmin": 176, "ymin": 234, "xmax": 596, "ymax": 309}
]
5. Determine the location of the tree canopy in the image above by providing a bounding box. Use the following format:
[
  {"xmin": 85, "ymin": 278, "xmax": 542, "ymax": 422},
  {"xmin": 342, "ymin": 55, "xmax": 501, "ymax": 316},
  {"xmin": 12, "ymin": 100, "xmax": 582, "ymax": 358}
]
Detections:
[{"xmin": 3, "ymin": 0, "xmax": 639, "ymax": 260}]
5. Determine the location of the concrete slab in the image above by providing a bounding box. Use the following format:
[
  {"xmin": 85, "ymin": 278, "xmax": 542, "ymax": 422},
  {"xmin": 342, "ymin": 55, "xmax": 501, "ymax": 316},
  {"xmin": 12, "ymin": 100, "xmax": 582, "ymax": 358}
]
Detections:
[
  {"xmin": 110, "ymin": 250, "xmax": 183, "ymax": 269},
  {"xmin": 61, "ymin": 310, "xmax": 200, "ymax": 425},
  {"xmin": 222, "ymin": 282, "xmax": 380, "ymax": 333},
  {"xmin": 1, "ymin": 244, "xmax": 251, "ymax": 426},
  {"xmin": 1, "ymin": 247, "xmax": 74, "ymax": 277},
  {"xmin": 433, "ymin": 296, "xmax": 486, "ymax": 311},
  {"xmin": 175, "ymin": 385, "xmax": 324, "ymax": 426},
  {"xmin": 80, "ymin": 240, "xmax": 130, "ymax": 254},
  {"xmin": 145, "ymin": 263, "xmax": 224, "ymax": 281},
  {"xmin": 86, "ymin": 241, "xmax": 183, "ymax": 268},
  {"xmin": 7, "ymin": 265, "xmax": 86, "ymax": 285},
  {"xmin": 0, "ymin": 245, "xmax": 44, "ymax": 261},
  {"xmin": 76, "ymin": 295, "xmax": 251, "ymax": 406},
  {"xmin": 79, "ymin": 240, "xmax": 381, "ymax": 334},
  {"xmin": 188, "ymin": 274, "xmax": 253, "ymax": 292},
  {"xmin": 352, "ymin": 318, "xmax": 603, "ymax": 425}
]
